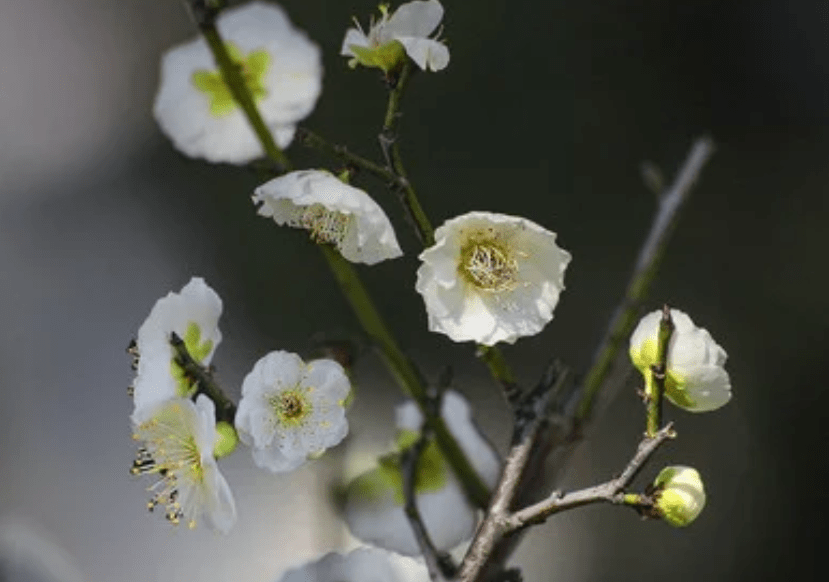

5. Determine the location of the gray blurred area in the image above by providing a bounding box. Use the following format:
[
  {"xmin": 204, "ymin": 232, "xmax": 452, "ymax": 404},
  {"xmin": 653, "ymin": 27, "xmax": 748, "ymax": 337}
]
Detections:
[{"xmin": 0, "ymin": 0, "xmax": 826, "ymax": 581}]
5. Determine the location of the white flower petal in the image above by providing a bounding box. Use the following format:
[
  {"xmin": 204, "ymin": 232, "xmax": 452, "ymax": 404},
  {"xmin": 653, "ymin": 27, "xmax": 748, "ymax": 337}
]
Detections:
[
  {"xmin": 235, "ymin": 350, "xmax": 350, "ymax": 473},
  {"xmin": 341, "ymin": 27, "xmax": 370, "ymax": 56},
  {"xmin": 278, "ymin": 548, "xmax": 403, "ymax": 582},
  {"xmin": 416, "ymin": 211, "xmax": 571, "ymax": 345},
  {"xmin": 153, "ymin": 2, "xmax": 322, "ymax": 164},
  {"xmin": 395, "ymin": 37, "xmax": 450, "ymax": 71},
  {"xmin": 131, "ymin": 277, "xmax": 222, "ymax": 421},
  {"xmin": 253, "ymin": 170, "xmax": 403, "ymax": 265},
  {"xmin": 385, "ymin": 0, "xmax": 444, "ymax": 37}
]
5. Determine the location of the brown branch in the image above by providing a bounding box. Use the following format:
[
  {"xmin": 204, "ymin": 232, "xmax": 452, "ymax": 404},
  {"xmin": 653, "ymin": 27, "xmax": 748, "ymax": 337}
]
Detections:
[
  {"xmin": 506, "ymin": 423, "xmax": 675, "ymax": 532},
  {"xmin": 458, "ymin": 137, "xmax": 715, "ymax": 581}
]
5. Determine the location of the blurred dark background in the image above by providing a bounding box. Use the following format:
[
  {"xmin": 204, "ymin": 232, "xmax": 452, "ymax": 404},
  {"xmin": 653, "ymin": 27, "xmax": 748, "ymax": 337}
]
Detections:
[{"xmin": 0, "ymin": 0, "xmax": 826, "ymax": 581}]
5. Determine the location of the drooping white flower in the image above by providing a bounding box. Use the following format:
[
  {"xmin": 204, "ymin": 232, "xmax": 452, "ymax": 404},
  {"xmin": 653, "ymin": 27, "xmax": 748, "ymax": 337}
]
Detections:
[
  {"xmin": 131, "ymin": 277, "xmax": 222, "ymax": 422},
  {"xmin": 416, "ymin": 211, "xmax": 571, "ymax": 346},
  {"xmin": 344, "ymin": 390, "xmax": 500, "ymax": 556},
  {"xmin": 652, "ymin": 465, "xmax": 706, "ymax": 527},
  {"xmin": 154, "ymin": 1, "xmax": 323, "ymax": 164},
  {"xmin": 235, "ymin": 350, "xmax": 350, "ymax": 473},
  {"xmin": 131, "ymin": 395, "xmax": 237, "ymax": 533},
  {"xmin": 253, "ymin": 170, "xmax": 403, "ymax": 265},
  {"xmin": 629, "ymin": 308, "xmax": 732, "ymax": 412},
  {"xmin": 341, "ymin": 0, "xmax": 449, "ymax": 72},
  {"xmin": 277, "ymin": 548, "xmax": 404, "ymax": 582}
]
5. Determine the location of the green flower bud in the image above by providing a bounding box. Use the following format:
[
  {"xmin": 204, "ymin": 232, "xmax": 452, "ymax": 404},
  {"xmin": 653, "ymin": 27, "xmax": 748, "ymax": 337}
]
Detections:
[{"xmin": 653, "ymin": 465, "xmax": 706, "ymax": 527}]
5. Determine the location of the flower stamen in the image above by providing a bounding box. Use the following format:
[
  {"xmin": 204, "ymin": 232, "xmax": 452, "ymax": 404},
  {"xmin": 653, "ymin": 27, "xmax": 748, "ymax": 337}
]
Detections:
[
  {"xmin": 460, "ymin": 239, "xmax": 519, "ymax": 293},
  {"xmin": 288, "ymin": 203, "xmax": 352, "ymax": 246}
]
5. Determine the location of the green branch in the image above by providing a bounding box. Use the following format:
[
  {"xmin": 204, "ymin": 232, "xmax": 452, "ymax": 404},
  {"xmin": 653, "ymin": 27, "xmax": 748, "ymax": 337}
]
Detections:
[
  {"xmin": 196, "ymin": 15, "xmax": 291, "ymax": 171},
  {"xmin": 320, "ymin": 246, "xmax": 491, "ymax": 508},
  {"xmin": 646, "ymin": 305, "xmax": 674, "ymax": 436},
  {"xmin": 575, "ymin": 137, "xmax": 715, "ymax": 422}
]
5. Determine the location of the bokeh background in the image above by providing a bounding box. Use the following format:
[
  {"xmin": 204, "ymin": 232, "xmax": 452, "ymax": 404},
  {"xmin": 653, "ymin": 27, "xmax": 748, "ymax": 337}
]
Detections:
[{"xmin": 1, "ymin": 0, "xmax": 826, "ymax": 581}]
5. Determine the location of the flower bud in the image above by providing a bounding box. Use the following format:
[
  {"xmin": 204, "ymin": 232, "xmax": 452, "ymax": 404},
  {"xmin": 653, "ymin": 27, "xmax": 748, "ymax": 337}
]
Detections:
[
  {"xmin": 629, "ymin": 308, "xmax": 732, "ymax": 412},
  {"xmin": 213, "ymin": 421, "xmax": 238, "ymax": 459},
  {"xmin": 653, "ymin": 465, "xmax": 706, "ymax": 527}
]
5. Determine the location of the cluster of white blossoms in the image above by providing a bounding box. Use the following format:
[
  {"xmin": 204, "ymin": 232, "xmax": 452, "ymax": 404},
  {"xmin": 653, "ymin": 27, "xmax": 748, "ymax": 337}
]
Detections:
[
  {"xmin": 344, "ymin": 391, "xmax": 501, "ymax": 555},
  {"xmin": 130, "ymin": 278, "xmax": 350, "ymax": 533},
  {"xmin": 342, "ymin": 0, "xmax": 450, "ymax": 73},
  {"xmin": 154, "ymin": 1, "xmax": 322, "ymax": 164},
  {"xmin": 629, "ymin": 308, "xmax": 732, "ymax": 412},
  {"xmin": 139, "ymin": 3, "xmax": 730, "ymax": 578}
]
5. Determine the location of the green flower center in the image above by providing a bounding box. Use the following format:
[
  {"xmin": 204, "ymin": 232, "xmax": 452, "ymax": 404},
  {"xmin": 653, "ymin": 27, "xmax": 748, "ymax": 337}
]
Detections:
[
  {"xmin": 458, "ymin": 232, "xmax": 519, "ymax": 293},
  {"xmin": 170, "ymin": 322, "xmax": 214, "ymax": 398},
  {"xmin": 269, "ymin": 388, "xmax": 313, "ymax": 426},
  {"xmin": 192, "ymin": 43, "xmax": 271, "ymax": 117}
]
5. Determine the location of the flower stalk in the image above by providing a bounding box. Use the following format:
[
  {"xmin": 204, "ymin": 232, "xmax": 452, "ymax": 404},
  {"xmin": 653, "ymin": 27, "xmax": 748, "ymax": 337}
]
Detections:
[
  {"xmin": 646, "ymin": 305, "xmax": 674, "ymax": 436},
  {"xmin": 195, "ymin": 14, "xmax": 291, "ymax": 170}
]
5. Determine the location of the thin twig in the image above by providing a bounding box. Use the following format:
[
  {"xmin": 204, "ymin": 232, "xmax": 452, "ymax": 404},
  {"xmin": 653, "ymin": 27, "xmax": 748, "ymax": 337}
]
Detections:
[
  {"xmin": 574, "ymin": 136, "xmax": 715, "ymax": 422},
  {"xmin": 506, "ymin": 423, "xmax": 675, "ymax": 532},
  {"xmin": 295, "ymin": 127, "xmax": 408, "ymax": 189},
  {"xmin": 401, "ymin": 425, "xmax": 453, "ymax": 582},
  {"xmin": 646, "ymin": 305, "xmax": 674, "ymax": 436},
  {"xmin": 456, "ymin": 364, "xmax": 569, "ymax": 582},
  {"xmin": 169, "ymin": 332, "xmax": 236, "ymax": 422},
  {"xmin": 378, "ymin": 60, "xmax": 435, "ymax": 247}
]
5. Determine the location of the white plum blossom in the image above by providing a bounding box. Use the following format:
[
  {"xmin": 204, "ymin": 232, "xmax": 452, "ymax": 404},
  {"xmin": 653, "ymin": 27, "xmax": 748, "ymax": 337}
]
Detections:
[
  {"xmin": 131, "ymin": 395, "xmax": 237, "ymax": 533},
  {"xmin": 341, "ymin": 0, "xmax": 449, "ymax": 72},
  {"xmin": 344, "ymin": 390, "xmax": 500, "ymax": 556},
  {"xmin": 277, "ymin": 548, "xmax": 404, "ymax": 582},
  {"xmin": 154, "ymin": 1, "xmax": 323, "ymax": 164},
  {"xmin": 629, "ymin": 308, "xmax": 732, "ymax": 412},
  {"xmin": 253, "ymin": 170, "xmax": 403, "ymax": 265},
  {"xmin": 235, "ymin": 350, "xmax": 350, "ymax": 473},
  {"xmin": 416, "ymin": 211, "xmax": 571, "ymax": 346},
  {"xmin": 131, "ymin": 277, "xmax": 222, "ymax": 422},
  {"xmin": 652, "ymin": 465, "xmax": 706, "ymax": 527}
]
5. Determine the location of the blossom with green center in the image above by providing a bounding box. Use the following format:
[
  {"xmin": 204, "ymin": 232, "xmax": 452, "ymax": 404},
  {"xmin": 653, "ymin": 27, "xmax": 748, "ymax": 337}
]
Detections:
[
  {"xmin": 344, "ymin": 390, "xmax": 501, "ymax": 556},
  {"xmin": 416, "ymin": 211, "xmax": 571, "ymax": 345},
  {"xmin": 652, "ymin": 465, "xmax": 706, "ymax": 527},
  {"xmin": 277, "ymin": 548, "xmax": 405, "ymax": 582},
  {"xmin": 341, "ymin": 0, "xmax": 450, "ymax": 72},
  {"xmin": 235, "ymin": 350, "xmax": 351, "ymax": 473},
  {"xmin": 153, "ymin": 1, "xmax": 322, "ymax": 164},
  {"xmin": 131, "ymin": 395, "xmax": 236, "ymax": 533},
  {"xmin": 131, "ymin": 277, "xmax": 222, "ymax": 423},
  {"xmin": 629, "ymin": 308, "xmax": 732, "ymax": 412},
  {"xmin": 253, "ymin": 170, "xmax": 403, "ymax": 265},
  {"xmin": 191, "ymin": 43, "xmax": 270, "ymax": 117}
]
